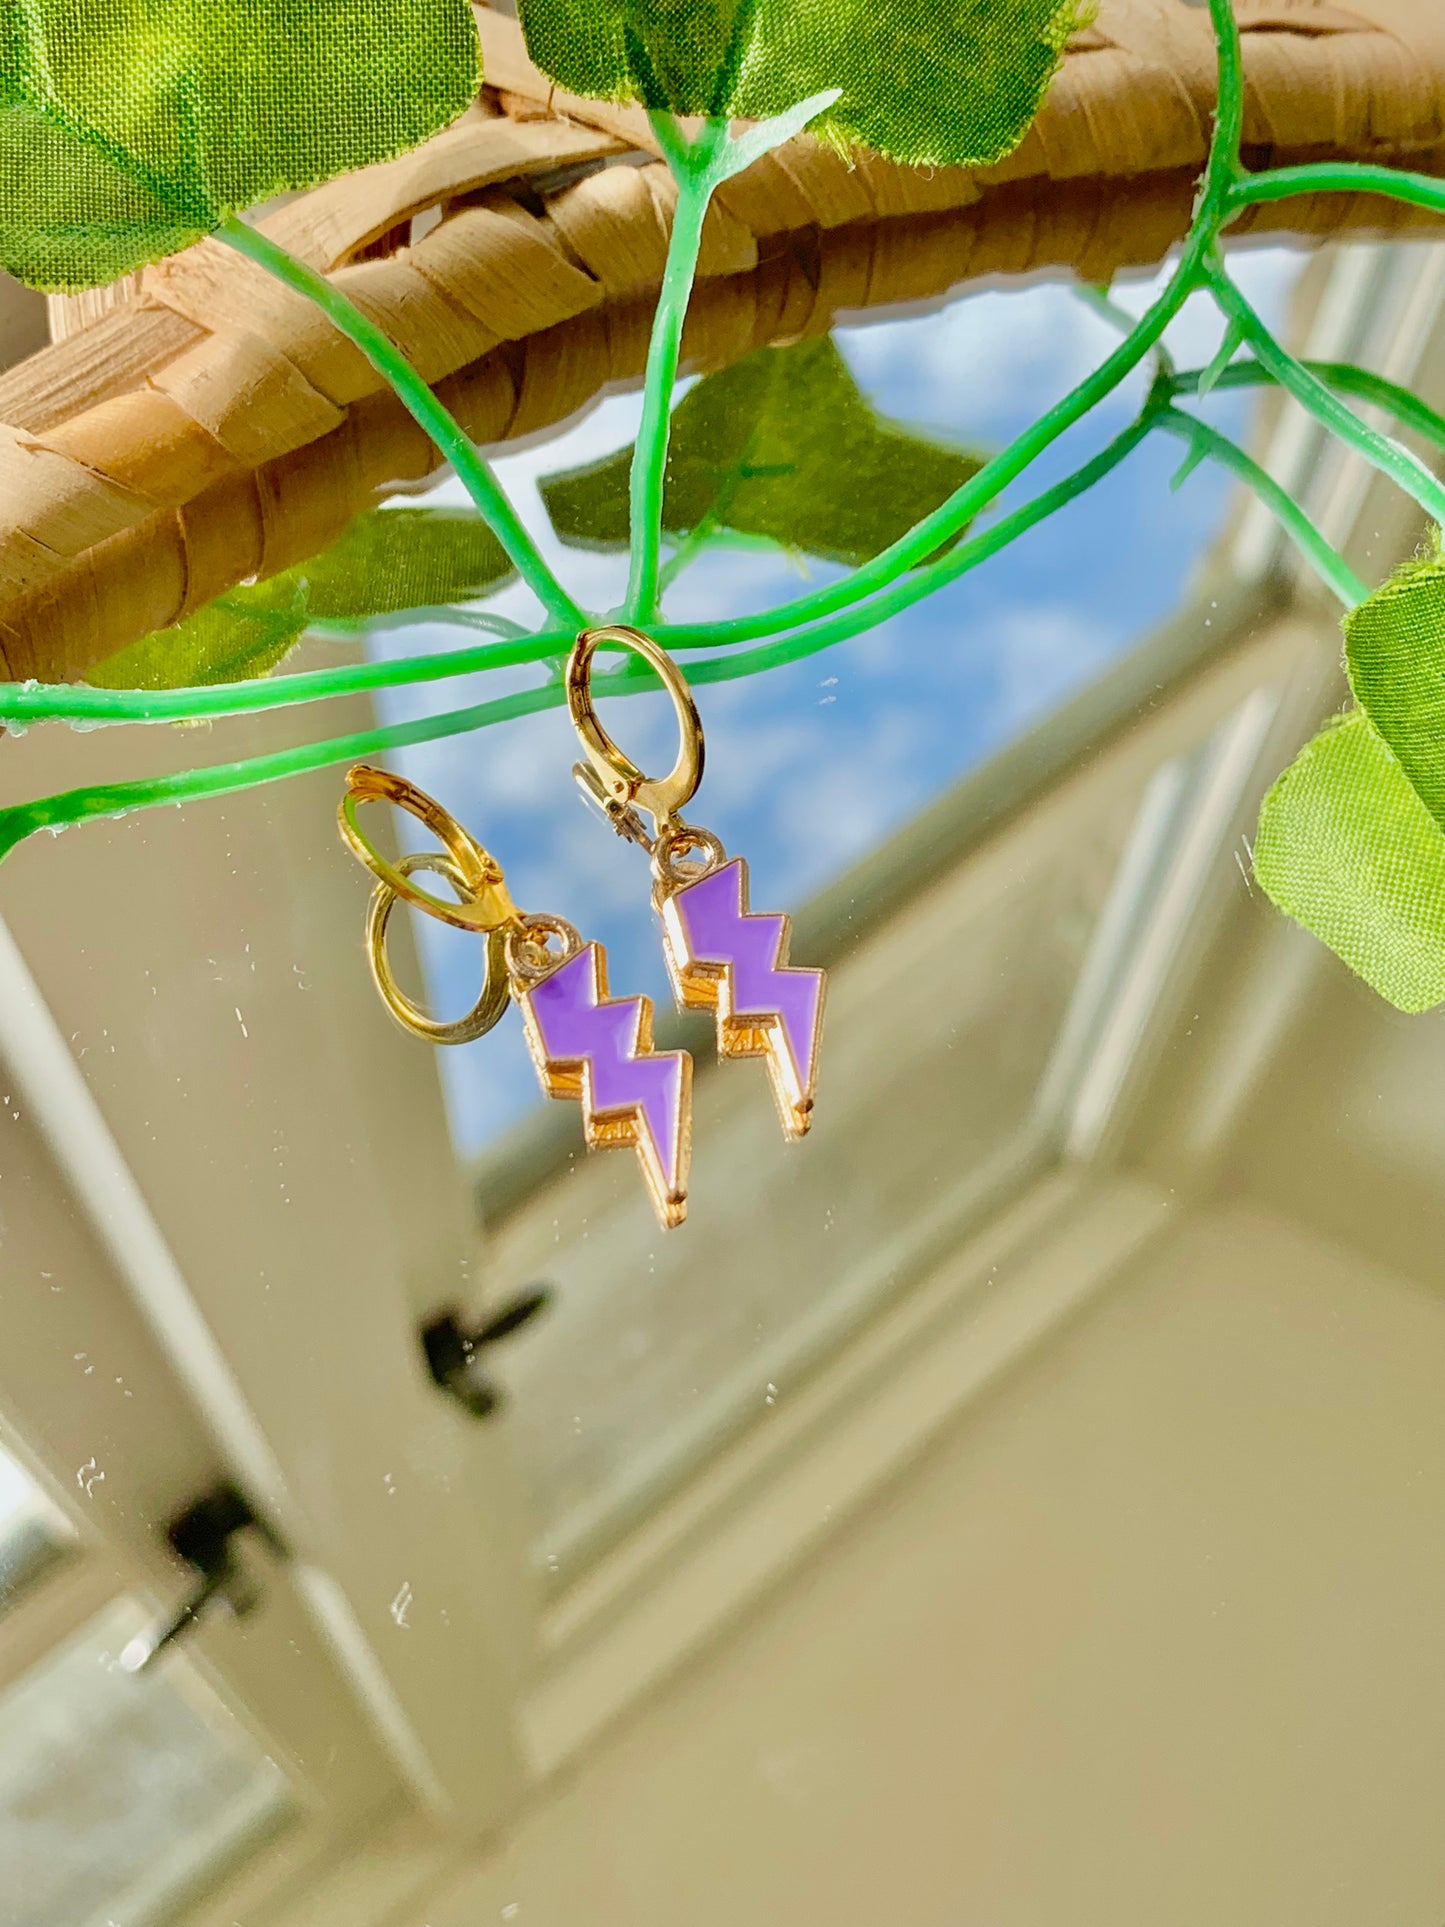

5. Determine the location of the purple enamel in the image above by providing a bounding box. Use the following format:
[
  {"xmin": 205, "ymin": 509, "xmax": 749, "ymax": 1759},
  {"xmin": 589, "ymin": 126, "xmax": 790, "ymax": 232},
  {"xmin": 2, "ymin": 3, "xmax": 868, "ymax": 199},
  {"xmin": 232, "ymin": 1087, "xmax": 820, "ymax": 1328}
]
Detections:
[
  {"xmin": 523, "ymin": 946, "xmax": 686, "ymax": 1192},
  {"xmin": 672, "ymin": 859, "xmax": 823, "ymax": 1086}
]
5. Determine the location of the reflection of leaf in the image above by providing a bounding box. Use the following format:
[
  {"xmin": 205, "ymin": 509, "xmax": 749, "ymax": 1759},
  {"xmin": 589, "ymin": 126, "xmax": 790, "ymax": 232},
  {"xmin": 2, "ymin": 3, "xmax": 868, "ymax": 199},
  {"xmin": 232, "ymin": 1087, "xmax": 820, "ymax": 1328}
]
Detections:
[
  {"xmin": 89, "ymin": 584, "xmax": 309, "ymax": 692},
  {"xmin": 1344, "ymin": 532, "xmax": 1445, "ymax": 829},
  {"xmin": 517, "ymin": 0, "xmax": 1078, "ymax": 167},
  {"xmin": 293, "ymin": 506, "xmax": 516, "ymax": 621},
  {"xmin": 90, "ymin": 507, "xmax": 514, "ymax": 690},
  {"xmin": 1254, "ymin": 711, "xmax": 1445, "ymax": 1014},
  {"xmin": 0, "ymin": 0, "xmax": 480, "ymax": 291},
  {"xmin": 541, "ymin": 337, "xmax": 985, "ymax": 571}
]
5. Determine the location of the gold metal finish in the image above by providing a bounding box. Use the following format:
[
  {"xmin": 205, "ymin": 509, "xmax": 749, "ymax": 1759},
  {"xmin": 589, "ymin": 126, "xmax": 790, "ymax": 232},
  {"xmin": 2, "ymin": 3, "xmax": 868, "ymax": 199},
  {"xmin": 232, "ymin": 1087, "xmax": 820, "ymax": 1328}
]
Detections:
[
  {"xmin": 651, "ymin": 823, "xmax": 727, "ymax": 905},
  {"xmin": 515, "ymin": 942, "xmax": 692, "ymax": 1232},
  {"xmin": 563, "ymin": 634, "xmax": 826, "ymax": 1145},
  {"xmin": 658, "ymin": 856, "xmax": 827, "ymax": 1141},
  {"xmin": 504, "ymin": 914, "xmax": 585, "ymax": 987},
  {"xmin": 339, "ymin": 763, "xmax": 519, "ymax": 932},
  {"xmin": 340, "ymin": 763, "xmax": 521, "ymax": 1046},
  {"xmin": 565, "ymin": 625, "xmax": 705, "ymax": 838},
  {"xmin": 365, "ymin": 851, "xmax": 513, "ymax": 1044},
  {"xmin": 337, "ymin": 763, "xmax": 694, "ymax": 1229}
]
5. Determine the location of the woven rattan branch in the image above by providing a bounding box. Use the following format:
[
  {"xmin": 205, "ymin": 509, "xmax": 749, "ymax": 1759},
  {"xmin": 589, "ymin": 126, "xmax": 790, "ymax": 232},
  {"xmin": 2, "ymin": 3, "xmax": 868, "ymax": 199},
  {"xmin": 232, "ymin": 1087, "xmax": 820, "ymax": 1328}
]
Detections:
[{"xmin": 2, "ymin": 0, "xmax": 1444, "ymax": 685}]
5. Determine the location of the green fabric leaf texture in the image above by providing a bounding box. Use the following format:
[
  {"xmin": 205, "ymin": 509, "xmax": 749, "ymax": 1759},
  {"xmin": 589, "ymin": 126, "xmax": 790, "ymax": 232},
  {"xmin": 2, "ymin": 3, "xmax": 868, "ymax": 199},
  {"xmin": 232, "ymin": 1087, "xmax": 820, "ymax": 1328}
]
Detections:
[
  {"xmin": 0, "ymin": 0, "xmax": 481, "ymax": 291},
  {"xmin": 1253, "ymin": 711, "xmax": 1445, "ymax": 1014},
  {"xmin": 516, "ymin": 0, "xmax": 1082, "ymax": 168},
  {"xmin": 1344, "ymin": 531, "xmax": 1445, "ymax": 830},
  {"xmin": 88, "ymin": 580, "xmax": 310, "ymax": 692},
  {"xmin": 89, "ymin": 507, "xmax": 514, "ymax": 690},
  {"xmin": 541, "ymin": 336, "xmax": 985, "ymax": 570}
]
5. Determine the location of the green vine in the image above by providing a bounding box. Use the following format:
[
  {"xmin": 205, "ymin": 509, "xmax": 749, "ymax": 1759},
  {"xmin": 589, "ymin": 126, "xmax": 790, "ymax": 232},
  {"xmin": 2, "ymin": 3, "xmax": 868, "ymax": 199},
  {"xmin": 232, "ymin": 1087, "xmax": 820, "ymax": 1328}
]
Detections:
[{"xmin": 4, "ymin": 0, "xmax": 1445, "ymax": 1012}]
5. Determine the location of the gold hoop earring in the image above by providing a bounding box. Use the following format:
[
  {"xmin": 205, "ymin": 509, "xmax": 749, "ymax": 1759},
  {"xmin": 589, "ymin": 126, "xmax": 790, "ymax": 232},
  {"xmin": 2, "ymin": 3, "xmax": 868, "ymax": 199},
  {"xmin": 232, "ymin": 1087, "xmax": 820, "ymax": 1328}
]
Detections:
[
  {"xmin": 565, "ymin": 626, "xmax": 825, "ymax": 1140},
  {"xmin": 338, "ymin": 764, "xmax": 692, "ymax": 1229}
]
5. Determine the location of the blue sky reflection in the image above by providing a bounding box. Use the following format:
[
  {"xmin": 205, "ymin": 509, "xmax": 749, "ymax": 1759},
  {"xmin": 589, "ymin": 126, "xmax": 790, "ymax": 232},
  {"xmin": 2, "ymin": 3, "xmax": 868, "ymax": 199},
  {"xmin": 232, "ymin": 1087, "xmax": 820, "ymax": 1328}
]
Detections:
[{"xmin": 372, "ymin": 248, "xmax": 1301, "ymax": 1152}]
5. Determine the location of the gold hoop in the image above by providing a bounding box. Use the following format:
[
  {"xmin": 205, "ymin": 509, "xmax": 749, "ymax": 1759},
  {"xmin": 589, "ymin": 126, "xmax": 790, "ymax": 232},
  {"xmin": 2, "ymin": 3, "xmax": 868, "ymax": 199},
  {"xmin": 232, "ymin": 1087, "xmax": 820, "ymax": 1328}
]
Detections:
[
  {"xmin": 365, "ymin": 851, "xmax": 514, "ymax": 1044},
  {"xmin": 338, "ymin": 764, "xmax": 519, "ymax": 932},
  {"xmin": 565, "ymin": 625, "xmax": 704, "ymax": 834}
]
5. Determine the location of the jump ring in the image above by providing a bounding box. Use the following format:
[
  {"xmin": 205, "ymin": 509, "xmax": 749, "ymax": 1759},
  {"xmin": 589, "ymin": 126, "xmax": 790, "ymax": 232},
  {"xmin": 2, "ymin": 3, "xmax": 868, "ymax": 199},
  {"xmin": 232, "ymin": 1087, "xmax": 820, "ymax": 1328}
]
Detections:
[
  {"xmin": 365, "ymin": 851, "xmax": 514, "ymax": 1045},
  {"xmin": 504, "ymin": 913, "xmax": 585, "ymax": 988},
  {"xmin": 651, "ymin": 823, "xmax": 726, "ymax": 896}
]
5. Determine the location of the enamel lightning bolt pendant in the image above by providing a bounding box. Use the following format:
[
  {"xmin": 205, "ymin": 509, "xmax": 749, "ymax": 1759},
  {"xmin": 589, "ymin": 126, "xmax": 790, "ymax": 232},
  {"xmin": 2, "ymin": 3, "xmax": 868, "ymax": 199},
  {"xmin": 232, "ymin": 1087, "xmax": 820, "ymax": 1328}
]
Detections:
[
  {"xmin": 516, "ymin": 940, "xmax": 691, "ymax": 1228},
  {"xmin": 338, "ymin": 765, "xmax": 693, "ymax": 1230},
  {"xmin": 656, "ymin": 852, "xmax": 824, "ymax": 1138},
  {"xmin": 566, "ymin": 625, "xmax": 827, "ymax": 1141}
]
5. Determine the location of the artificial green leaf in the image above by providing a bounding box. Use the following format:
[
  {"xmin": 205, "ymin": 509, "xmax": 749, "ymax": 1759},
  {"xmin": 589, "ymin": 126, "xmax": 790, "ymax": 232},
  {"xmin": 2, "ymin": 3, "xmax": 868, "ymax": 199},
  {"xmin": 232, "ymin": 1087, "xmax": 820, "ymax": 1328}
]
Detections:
[
  {"xmin": 0, "ymin": 0, "xmax": 481, "ymax": 291},
  {"xmin": 88, "ymin": 582, "xmax": 310, "ymax": 691},
  {"xmin": 1253, "ymin": 710, "xmax": 1445, "ymax": 1014},
  {"xmin": 540, "ymin": 336, "xmax": 985, "ymax": 570},
  {"xmin": 1344, "ymin": 528, "xmax": 1445, "ymax": 829},
  {"xmin": 89, "ymin": 506, "xmax": 514, "ymax": 690},
  {"xmin": 516, "ymin": 0, "xmax": 1081, "ymax": 168},
  {"xmin": 290, "ymin": 505, "xmax": 516, "ymax": 622}
]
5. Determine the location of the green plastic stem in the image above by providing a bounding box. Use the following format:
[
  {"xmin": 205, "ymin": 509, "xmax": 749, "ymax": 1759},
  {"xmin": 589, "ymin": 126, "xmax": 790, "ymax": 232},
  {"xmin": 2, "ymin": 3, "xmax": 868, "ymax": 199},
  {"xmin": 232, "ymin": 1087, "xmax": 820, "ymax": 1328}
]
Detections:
[
  {"xmin": 639, "ymin": 3, "xmax": 1249, "ymax": 655},
  {"xmin": 1, "ymin": 355, "xmax": 1375, "ymax": 862},
  {"xmin": 715, "ymin": 390, "xmax": 1364, "ymax": 659},
  {"xmin": 624, "ymin": 115, "xmax": 730, "ymax": 625},
  {"xmin": 0, "ymin": 629, "xmax": 571, "ymax": 726},
  {"xmin": 0, "ymin": 422, "xmax": 1155, "ymax": 859},
  {"xmin": 1170, "ymin": 359, "xmax": 1445, "ymax": 457},
  {"xmin": 216, "ymin": 216, "xmax": 585, "ymax": 631},
  {"xmin": 10, "ymin": 0, "xmax": 1443, "ymax": 862},
  {"xmin": 1204, "ymin": 257, "xmax": 1445, "ymax": 530},
  {"xmin": 1230, "ymin": 163, "xmax": 1445, "ymax": 222},
  {"xmin": 0, "ymin": 681, "xmax": 563, "ymax": 864},
  {"xmin": 1153, "ymin": 406, "xmax": 1366, "ymax": 607},
  {"xmin": 1084, "ymin": 291, "xmax": 1368, "ymax": 606},
  {"xmin": 7, "ymin": 378, "xmax": 1367, "ymax": 744}
]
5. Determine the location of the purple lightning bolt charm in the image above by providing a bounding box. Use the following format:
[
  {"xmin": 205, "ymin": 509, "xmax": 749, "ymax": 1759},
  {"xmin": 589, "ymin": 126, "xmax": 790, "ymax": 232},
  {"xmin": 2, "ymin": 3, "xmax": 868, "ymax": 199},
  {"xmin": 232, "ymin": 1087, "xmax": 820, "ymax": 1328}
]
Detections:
[
  {"xmin": 517, "ymin": 943, "xmax": 692, "ymax": 1229},
  {"xmin": 338, "ymin": 765, "xmax": 693, "ymax": 1229},
  {"xmin": 660, "ymin": 856, "xmax": 826, "ymax": 1138}
]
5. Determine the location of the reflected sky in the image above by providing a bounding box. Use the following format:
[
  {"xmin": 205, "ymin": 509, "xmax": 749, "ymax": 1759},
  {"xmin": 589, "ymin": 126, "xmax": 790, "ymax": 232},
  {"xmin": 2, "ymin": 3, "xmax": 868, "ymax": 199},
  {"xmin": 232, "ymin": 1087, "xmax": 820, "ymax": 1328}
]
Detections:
[{"xmin": 372, "ymin": 248, "xmax": 1301, "ymax": 1153}]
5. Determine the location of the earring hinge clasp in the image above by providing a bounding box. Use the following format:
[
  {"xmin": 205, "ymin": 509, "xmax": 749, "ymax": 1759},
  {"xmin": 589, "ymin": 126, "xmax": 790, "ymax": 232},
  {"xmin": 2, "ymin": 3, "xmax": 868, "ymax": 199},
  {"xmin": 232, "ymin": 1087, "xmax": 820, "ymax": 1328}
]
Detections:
[
  {"xmin": 565, "ymin": 624, "xmax": 704, "ymax": 845},
  {"xmin": 339, "ymin": 764, "xmax": 521, "ymax": 932}
]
